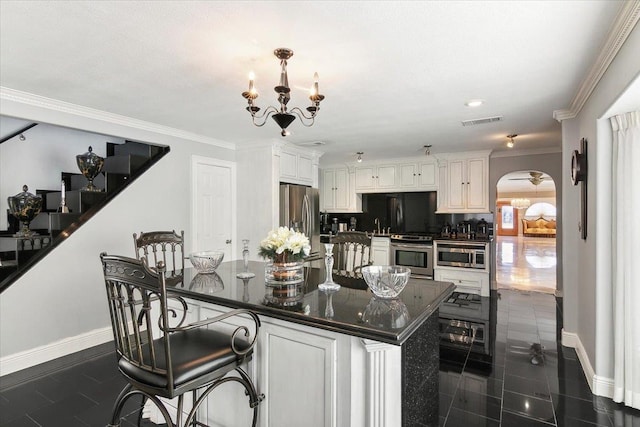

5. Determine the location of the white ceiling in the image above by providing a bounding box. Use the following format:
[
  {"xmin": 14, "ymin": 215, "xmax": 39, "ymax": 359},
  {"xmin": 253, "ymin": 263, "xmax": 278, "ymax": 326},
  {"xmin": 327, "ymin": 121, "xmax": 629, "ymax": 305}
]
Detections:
[
  {"xmin": 0, "ymin": 1, "xmax": 626, "ymax": 166},
  {"xmin": 497, "ymin": 171, "xmax": 556, "ymax": 194}
]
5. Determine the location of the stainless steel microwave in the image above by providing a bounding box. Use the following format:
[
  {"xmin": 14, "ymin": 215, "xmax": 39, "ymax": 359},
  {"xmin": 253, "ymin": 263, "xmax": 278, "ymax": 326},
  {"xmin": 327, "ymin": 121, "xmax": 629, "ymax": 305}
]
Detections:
[{"xmin": 436, "ymin": 242, "xmax": 487, "ymax": 270}]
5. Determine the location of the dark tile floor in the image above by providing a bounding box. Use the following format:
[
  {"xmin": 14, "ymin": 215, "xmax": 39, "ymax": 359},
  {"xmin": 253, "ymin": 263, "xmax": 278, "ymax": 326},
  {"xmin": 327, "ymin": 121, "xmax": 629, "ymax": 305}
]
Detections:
[
  {"xmin": 438, "ymin": 290, "xmax": 640, "ymax": 427},
  {"xmin": 1, "ymin": 289, "xmax": 639, "ymax": 426}
]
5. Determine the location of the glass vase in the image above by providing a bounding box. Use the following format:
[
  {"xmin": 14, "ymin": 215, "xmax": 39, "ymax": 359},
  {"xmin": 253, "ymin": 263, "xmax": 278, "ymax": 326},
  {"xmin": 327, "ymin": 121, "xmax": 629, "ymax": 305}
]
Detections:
[{"xmin": 265, "ymin": 261, "xmax": 304, "ymax": 287}]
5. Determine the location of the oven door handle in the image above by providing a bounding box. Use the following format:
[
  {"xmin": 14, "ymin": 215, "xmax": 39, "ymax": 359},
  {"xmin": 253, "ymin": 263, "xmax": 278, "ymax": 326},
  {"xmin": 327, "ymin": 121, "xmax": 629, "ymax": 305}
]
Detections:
[
  {"xmin": 392, "ymin": 243, "xmax": 433, "ymax": 249},
  {"xmin": 439, "ymin": 247, "xmax": 472, "ymax": 253}
]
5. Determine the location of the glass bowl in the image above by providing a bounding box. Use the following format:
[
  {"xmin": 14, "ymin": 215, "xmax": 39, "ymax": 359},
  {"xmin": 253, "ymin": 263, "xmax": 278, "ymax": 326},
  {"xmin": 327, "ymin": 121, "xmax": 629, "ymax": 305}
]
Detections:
[
  {"xmin": 361, "ymin": 265, "xmax": 411, "ymax": 299},
  {"xmin": 189, "ymin": 251, "xmax": 224, "ymax": 274}
]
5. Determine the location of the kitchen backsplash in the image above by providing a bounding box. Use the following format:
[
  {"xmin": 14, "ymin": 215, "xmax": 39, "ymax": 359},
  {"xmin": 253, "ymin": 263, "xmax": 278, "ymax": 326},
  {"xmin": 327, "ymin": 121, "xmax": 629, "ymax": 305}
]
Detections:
[{"xmin": 321, "ymin": 192, "xmax": 493, "ymax": 235}]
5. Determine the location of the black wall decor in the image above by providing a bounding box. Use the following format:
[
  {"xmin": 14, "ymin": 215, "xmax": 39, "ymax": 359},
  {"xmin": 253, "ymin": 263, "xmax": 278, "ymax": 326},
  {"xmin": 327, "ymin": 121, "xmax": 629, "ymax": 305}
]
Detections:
[{"xmin": 571, "ymin": 138, "xmax": 588, "ymax": 239}]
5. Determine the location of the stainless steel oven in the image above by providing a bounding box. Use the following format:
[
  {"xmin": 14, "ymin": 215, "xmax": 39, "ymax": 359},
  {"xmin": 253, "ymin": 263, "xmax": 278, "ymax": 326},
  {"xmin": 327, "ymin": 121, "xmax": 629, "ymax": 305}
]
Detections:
[
  {"xmin": 390, "ymin": 235, "xmax": 433, "ymax": 278},
  {"xmin": 435, "ymin": 241, "xmax": 487, "ymax": 270}
]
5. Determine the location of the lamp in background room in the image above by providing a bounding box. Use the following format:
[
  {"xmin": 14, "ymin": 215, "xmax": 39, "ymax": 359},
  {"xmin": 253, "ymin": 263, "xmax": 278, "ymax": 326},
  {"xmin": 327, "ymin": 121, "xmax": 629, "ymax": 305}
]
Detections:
[
  {"xmin": 357, "ymin": 152, "xmax": 363, "ymax": 162},
  {"xmin": 424, "ymin": 145, "xmax": 432, "ymax": 156},
  {"xmin": 506, "ymin": 134, "xmax": 517, "ymax": 148},
  {"xmin": 510, "ymin": 198, "xmax": 531, "ymax": 210},
  {"xmin": 242, "ymin": 48, "xmax": 325, "ymax": 137}
]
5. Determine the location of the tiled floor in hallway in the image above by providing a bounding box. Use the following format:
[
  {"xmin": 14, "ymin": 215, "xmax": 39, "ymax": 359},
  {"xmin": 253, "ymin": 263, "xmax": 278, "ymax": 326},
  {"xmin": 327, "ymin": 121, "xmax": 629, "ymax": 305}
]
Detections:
[
  {"xmin": 2, "ymin": 289, "xmax": 639, "ymax": 426},
  {"xmin": 496, "ymin": 236, "xmax": 557, "ymax": 294}
]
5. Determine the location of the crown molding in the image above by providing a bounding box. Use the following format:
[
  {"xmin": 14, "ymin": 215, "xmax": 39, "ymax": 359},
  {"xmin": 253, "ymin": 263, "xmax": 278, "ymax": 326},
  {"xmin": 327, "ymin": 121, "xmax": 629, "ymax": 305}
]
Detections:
[
  {"xmin": 553, "ymin": 1, "xmax": 640, "ymax": 122},
  {"xmin": 0, "ymin": 86, "xmax": 236, "ymax": 150},
  {"xmin": 491, "ymin": 146, "xmax": 562, "ymax": 158}
]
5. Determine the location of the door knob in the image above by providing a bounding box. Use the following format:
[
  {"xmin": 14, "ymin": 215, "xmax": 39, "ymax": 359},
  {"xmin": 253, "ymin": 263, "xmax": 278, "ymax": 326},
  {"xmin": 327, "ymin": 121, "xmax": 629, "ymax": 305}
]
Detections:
[{"xmin": 226, "ymin": 239, "xmax": 232, "ymax": 244}]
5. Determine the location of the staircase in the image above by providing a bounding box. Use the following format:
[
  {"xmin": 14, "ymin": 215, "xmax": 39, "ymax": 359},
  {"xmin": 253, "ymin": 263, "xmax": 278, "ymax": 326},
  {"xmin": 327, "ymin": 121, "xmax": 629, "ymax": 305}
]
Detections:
[{"xmin": 0, "ymin": 140, "xmax": 169, "ymax": 290}]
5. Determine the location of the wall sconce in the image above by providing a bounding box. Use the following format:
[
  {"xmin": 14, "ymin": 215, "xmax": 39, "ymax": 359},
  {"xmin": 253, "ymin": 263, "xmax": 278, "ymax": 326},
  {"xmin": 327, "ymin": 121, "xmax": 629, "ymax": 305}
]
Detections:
[
  {"xmin": 356, "ymin": 152, "xmax": 363, "ymax": 163},
  {"xmin": 424, "ymin": 145, "xmax": 432, "ymax": 156},
  {"xmin": 506, "ymin": 134, "xmax": 517, "ymax": 148}
]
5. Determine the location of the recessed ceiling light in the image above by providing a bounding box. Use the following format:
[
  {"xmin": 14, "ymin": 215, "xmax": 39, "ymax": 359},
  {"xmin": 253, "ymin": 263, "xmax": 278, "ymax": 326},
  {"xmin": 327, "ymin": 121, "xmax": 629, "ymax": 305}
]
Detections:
[{"xmin": 465, "ymin": 99, "xmax": 484, "ymax": 107}]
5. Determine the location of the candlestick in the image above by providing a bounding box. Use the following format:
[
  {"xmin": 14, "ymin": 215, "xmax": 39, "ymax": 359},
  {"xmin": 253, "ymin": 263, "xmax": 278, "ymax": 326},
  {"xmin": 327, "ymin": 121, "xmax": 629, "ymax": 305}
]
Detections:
[{"xmin": 58, "ymin": 180, "xmax": 69, "ymax": 213}]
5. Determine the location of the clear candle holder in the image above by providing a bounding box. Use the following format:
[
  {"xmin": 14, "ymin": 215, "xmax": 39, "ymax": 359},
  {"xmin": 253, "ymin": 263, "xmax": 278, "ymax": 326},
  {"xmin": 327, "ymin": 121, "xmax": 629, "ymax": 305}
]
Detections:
[
  {"xmin": 236, "ymin": 238, "xmax": 255, "ymax": 279},
  {"xmin": 318, "ymin": 243, "xmax": 340, "ymax": 291}
]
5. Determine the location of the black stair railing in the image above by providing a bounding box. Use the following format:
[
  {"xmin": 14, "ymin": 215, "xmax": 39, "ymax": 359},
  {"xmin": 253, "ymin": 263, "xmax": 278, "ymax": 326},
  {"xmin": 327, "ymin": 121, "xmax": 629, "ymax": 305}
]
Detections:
[{"xmin": 0, "ymin": 140, "xmax": 170, "ymax": 293}]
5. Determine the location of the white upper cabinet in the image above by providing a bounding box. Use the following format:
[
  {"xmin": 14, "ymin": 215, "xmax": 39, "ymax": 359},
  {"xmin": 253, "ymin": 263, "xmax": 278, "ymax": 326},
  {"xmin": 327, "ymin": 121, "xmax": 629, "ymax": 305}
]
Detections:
[
  {"xmin": 438, "ymin": 151, "xmax": 490, "ymax": 213},
  {"xmin": 397, "ymin": 160, "xmax": 438, "ymax": 190},
  {"xmin": 279, "ymin": 147, "xmax": 319, "ymax": 186},
  {"xmin": 354, "ymin": 164, "xmax": 398, "ymax": 192},
  {"xmin": 418, "ymin": 161, "xmax": 437, "ymax": 188},
  {"xmin": 320, "ymin": 167, "xmax": 362, "ymax": 213},
  {"xmin": 354, "ymin": 159, "xmax": 437, "ymax": 193}
]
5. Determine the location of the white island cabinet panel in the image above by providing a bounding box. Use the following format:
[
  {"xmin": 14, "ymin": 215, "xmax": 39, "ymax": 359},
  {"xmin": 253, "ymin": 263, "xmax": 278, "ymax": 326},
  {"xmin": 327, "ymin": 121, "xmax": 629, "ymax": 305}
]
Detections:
[{"xmin": 260, "ymin": 323, "xmax": 337, "ymax": 427}]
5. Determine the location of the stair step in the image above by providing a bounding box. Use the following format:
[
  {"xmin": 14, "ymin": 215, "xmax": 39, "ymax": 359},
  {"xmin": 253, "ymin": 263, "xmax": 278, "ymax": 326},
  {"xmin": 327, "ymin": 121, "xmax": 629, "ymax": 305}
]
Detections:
[
  {"xmin": 49, "ymin": 213, "xmax": 82, "ymax": 237},
  {"xmin": 108, "ymin": 140, "xmax": 162, "ymax": 158},
  {"xmin": 46, "ymin": 190, "xmax": 106, "ymax": 213},
  {"xmin": 36, "ymin": 190, "xmax": 59, "ymax": 213},
  {"xmin": 103, "ymin": 154, "xmax": 148, "ymax": 175},
  {"xmin": 65, "ymin": 172, "xmax": 106, "ymax": 192},
  {"xmin": 30, "ymin": 212, "xmax": 50, "ymax": 230}
]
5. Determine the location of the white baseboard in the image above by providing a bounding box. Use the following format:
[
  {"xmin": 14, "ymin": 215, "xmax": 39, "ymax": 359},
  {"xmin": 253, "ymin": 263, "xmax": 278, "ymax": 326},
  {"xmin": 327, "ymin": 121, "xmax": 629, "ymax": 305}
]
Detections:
[
  {"xmin": 561, "ymin": 329, "xmax": 615, "ymax": 399},
  {"xmin": 0, "ymin": 327, "xmax": 113, "ymax": 376},
  {"xmin": 592, "ymin": 375, "xmax": 615, "ymax": 398}
]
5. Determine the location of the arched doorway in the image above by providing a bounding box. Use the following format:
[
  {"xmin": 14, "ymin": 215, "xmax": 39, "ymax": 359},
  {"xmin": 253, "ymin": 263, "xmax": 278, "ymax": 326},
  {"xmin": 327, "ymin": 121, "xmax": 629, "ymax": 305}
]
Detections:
[{"xmin": 495, "ymin": 170, "xmax": 557, "ymax": 294}]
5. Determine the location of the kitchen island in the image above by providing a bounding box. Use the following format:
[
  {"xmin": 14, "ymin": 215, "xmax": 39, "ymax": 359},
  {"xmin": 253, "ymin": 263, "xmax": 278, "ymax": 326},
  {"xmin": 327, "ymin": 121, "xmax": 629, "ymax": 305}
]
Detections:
[{"xmin": 153, "ymin": 260, "xmax": 454, "ymax": 427}]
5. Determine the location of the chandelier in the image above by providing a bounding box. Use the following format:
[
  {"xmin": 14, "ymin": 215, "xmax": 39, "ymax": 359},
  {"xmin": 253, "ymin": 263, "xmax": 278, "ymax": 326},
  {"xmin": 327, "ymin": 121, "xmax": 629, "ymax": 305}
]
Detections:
[
  {"xmin": 510, "ymin": 198, "xmax": 531, "ymax": 210},
  {"xmin": 241, "ymin": 48, "xmax": 325, "ymax": 137}
]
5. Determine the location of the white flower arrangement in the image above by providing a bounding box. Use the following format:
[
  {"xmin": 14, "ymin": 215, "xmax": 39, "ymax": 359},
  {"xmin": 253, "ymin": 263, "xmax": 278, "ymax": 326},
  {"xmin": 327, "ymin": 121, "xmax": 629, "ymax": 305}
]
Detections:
[{"xmin": 258, "ymin": 227, "xmax": 311, "ymax": 263}]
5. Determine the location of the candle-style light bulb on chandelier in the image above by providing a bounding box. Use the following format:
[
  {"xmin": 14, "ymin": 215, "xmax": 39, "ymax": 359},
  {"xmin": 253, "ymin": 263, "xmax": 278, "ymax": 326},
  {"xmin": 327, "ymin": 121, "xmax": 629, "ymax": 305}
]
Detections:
[{"xmin": 242, "ymin": 48, "xmax": 325, "ymax": 137}]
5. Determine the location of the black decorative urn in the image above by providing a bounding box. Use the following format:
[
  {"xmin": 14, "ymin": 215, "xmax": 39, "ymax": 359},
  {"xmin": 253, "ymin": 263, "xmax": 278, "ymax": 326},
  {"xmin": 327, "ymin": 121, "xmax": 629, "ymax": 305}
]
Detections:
[
  {"xmin": 76, "ymin": 146, "xmax": 104, "ymax": 191},
  {"xmin": 7, "ymin": 185, "xmax": 43, "ymax": 237}
]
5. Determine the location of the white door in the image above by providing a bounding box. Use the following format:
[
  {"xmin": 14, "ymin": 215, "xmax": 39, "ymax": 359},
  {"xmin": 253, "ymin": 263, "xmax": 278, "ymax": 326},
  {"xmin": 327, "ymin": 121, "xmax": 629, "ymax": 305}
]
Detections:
[{"xmin": 191, "ymin": 156, "xmax": 236, "ymax": 260}]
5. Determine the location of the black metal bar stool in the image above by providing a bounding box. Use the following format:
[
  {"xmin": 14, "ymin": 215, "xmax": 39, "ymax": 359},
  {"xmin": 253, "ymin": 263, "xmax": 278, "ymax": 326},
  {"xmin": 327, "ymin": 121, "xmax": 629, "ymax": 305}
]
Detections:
[{"xmin": 100, "ymin": 253, "xmax": 263, "ymax": 426}]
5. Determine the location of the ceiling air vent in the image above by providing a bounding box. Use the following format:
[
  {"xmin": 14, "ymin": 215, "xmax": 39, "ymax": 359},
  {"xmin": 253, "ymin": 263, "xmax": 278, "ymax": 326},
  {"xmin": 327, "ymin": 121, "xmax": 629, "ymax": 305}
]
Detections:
[
  {"xmin": 294, "ymin": 141, "xmax": 326, "ymax": 146},
  {"xmin": 461, "ymin": 116, "xmax": 503, "ymax": 127}
]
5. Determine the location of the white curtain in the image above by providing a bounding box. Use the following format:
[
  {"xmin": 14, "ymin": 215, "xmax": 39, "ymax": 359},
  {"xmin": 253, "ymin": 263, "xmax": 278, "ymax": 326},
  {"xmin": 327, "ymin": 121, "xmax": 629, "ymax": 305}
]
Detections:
[{"xmin": 611, "ymin": 111, "xmax": 640, "ymax": 409}]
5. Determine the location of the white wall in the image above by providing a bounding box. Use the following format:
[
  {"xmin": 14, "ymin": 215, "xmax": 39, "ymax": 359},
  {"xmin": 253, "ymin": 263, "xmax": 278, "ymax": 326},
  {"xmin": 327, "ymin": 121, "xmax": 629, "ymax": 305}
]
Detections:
[
  {"xmin": 561, "ymin": 22, "xmax": 640, "ymax": 393},
  {"xmin": 0, "ymin": 93, "xmax": 236, "ymax": 369},
  {"xmin": 236, "ymin": 143, "xmax": 279, "ymax": 262}
]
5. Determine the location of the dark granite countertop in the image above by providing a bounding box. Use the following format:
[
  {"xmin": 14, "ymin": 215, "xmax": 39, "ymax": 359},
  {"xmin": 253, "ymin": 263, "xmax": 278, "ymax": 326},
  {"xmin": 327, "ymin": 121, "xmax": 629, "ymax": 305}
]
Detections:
[{"xmin": 168, "ymin": 260, "xmax": 455, "ymax": 345}]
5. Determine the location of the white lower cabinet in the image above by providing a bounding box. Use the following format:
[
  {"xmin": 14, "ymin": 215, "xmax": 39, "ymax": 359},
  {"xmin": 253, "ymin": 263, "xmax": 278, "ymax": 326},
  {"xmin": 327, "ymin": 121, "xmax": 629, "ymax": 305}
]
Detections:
[
  {"xmin": 434, "ymin": 268, "xmax": 489, "ymax": 297},
  {"xmin": 370, "ymin": 237, "xmax": 391, "ymax": 265},
  {"xmin": 258, "ymin": 321, "xmax": 339, "ymax": 427}
]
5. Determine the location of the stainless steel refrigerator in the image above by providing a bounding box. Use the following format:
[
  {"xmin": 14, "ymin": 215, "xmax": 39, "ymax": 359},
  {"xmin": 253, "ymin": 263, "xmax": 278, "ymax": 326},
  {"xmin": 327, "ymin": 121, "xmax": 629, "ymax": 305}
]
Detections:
[{"xmin": 279, "ymin": 183, "xmax": 320, "ymax": 257}]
